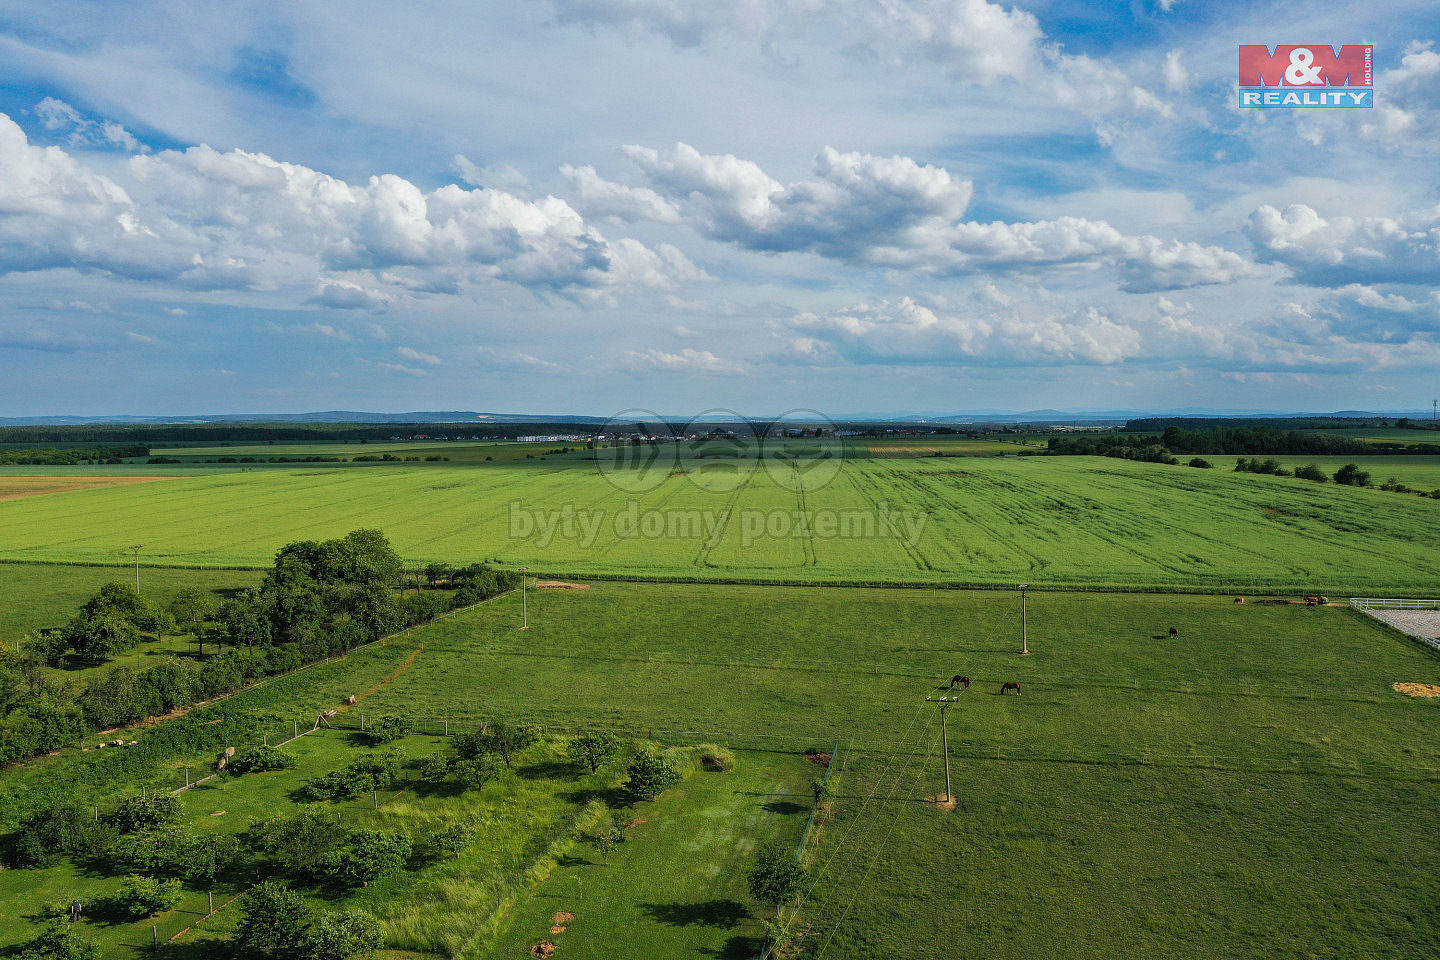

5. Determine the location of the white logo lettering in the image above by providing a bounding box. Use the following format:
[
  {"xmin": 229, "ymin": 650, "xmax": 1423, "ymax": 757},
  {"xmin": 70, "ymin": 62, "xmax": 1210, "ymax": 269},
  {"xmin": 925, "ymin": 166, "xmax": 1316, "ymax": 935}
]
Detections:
[{"xmin": 1285, "ymin": 47, "xmax": 1324, "ymax": 85}]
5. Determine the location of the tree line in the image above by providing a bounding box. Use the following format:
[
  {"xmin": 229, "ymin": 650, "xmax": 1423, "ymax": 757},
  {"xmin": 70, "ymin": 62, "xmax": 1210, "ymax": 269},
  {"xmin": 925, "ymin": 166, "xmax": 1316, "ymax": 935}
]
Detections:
[
  {"xmin": 0, "ymin": 444, "xmax": 149, "ymax": 465},
  {"xmin": 1044, "ymin": 425, "xmax": 1419, "ymax": 461},
  {"xmin": 0, "ymin": 530, "xmax": 518, "ymax": 769}
]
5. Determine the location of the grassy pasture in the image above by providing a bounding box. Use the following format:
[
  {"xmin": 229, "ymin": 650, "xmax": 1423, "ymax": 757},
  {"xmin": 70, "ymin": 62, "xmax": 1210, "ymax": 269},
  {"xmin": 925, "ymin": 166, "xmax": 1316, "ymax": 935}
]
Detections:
[
  {"xmin": 3, "ymin": 583, "xmax": 1440, "ymax": 958},
  {"xmin": 856, "ymin": 437, "xmax": 1034, "ymax": 457},
  {"xmin": 1, "ymin": 455, "xmax": 1438, "ymax": 592}
]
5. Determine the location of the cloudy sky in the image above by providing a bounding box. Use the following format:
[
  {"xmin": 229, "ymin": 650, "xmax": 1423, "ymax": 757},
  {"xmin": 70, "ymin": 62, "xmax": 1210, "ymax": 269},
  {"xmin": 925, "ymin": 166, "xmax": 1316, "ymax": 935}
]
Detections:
[{"xmin": 0, "ymin": 1, "xmax": 1437, "ymax": 417}]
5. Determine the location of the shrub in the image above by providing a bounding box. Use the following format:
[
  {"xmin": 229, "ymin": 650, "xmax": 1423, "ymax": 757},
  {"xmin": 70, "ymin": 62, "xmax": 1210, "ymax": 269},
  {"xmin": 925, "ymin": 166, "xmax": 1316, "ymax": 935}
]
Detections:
[
  {"xmin": 14, "ymin": 920, "xmax": 100, "ymax": 960},
  {"xmin": 623, "ymin": 746, "xmax": 682, "ymax": 801},
  {"xmin": 1334, "ymin": 463, "xmax": 1372, "ymax": 486},
  {"xmin": 229, "ymin": 744, "xmax": 298, "ymax": 774},
  {"xmin": 1294, "ymin": 463, "xmax": 1328, "ymax": 482},
  {"xmin": 421, "ymin": 820, "xmax": 475, "ymax": 859},
  {"xmin": 365, "ymin": 715, "xmax": 413, "ymax": 744},
  {"xmin": 1186, "ymin": 458, "xmax": 1212, "ymax": 468},
  {"xmin": 113, "ymin": 874, "xmax": 182, "ymax": 918},
  {"xmin": 745, "ymin": 839, "xmax": 806, "ymax": 907},
  {"xmin": 299, "ymin": 750, "xmax": 404, "ymax": 801}
]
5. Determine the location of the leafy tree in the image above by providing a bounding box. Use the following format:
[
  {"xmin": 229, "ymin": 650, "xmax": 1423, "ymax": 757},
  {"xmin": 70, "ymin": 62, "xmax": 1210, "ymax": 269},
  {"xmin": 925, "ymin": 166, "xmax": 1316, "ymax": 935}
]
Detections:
[
  {"xmin": 63, "ymin": 610, "xmax": 141, "ymax": 663},
  {"xmin": 623, "ymin": 746, "xmax": 682, "ymax": 801},
  {"xmin": 465, "ymin": 722, "xmax": 539, "ymax": 768},
  {"xmin": 452, "ymin": 754, "xmax": 506, "ymax": 792},
  {"xmin": 365, "ymin": 715, "xmax": 413, "ymax": 744},
  {"xmin": 421, "ymin": 821, "xmax": 475, "ymax": 859},
  {"xmin": 567, "ymin": 732, "xmax": 620, "ymax": 774},
  {"xmin": 10, "ymin": 804, "xmax": 115, "ymax": 868},
  {"xmin": 302, "ymin": 909, "xmax": 384, "ymax": 960},
  {"xmin": 14, "ymin": 920, "xmax": 100, "ymax": 960},
  {"xmin": 113, "ymin": 874, "xmax": 183, "ymax": 918},
  {"xmin": 112, "ymin": 825, "xmax": 188, "ymax": 874},
  {"xmin": 238, "ymin": 880, "xmax": 311, "ymax": 955},
  {"xmin": 168, "ymin": 586, "xmax": 216, "ymax": 634},
  {"xmin": 249, "ymin": 810, "xmax": 350, "ymax": 879},
  {"xmin": 112, "ymin": 794, "xmax": 182, "ymax": 834},
  {"xmin": 183, "ymin": 832, "xmax": 243, "ymax": 883},
  {"xmin": 745, "ymin": 839, "xmax": 806, "ymax": 908},
  {"xmin": 329, "ymin": 829, "xmax": 411, "ymax": 887}
]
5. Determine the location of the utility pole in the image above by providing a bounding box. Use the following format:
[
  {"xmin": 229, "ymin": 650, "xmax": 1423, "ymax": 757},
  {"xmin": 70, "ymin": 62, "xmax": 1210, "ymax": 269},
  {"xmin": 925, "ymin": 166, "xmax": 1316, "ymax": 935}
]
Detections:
[
  {"xmin": 1433, "ymin": 399, "xmax": 1437, "ymax": 421},
  {"xmin": 1019, "ymin": 583, "xmax": 1029, "ymax": 655},
  {"xmin": 130, "ymin": 545, "xmax": 144, "ymax": 594},
  {"xmin": 925, "ymin": 696, "xmax": 958, "ymax": 803},
  {"xmin": 519, "ymin": 567, "xmax": 530, "ymax": 629}
]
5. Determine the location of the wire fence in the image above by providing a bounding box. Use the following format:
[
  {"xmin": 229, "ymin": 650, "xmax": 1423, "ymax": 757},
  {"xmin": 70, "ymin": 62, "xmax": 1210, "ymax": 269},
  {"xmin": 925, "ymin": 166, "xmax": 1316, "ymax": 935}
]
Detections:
[{"xmin": 1351, "ymin": 597, "xmax": 1440, "ymax": 651}]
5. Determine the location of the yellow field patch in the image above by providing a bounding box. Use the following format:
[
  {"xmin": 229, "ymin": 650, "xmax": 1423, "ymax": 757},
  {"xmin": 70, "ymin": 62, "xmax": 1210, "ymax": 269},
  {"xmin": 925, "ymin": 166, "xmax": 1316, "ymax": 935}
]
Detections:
[
  {"xmin": 1393, "ymin": 682, "xmax": 1440, "ymax": 698},
  {"xmin": 0, "ymin": 475, "xmax": 182, "ymax": 501}
]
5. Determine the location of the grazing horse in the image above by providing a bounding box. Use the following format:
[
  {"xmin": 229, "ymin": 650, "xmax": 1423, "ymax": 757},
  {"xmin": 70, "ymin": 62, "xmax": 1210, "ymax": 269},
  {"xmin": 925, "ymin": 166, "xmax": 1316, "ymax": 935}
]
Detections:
[
  {"xmin": 950, "ymin": 674, "xmax": 971, "ymax": 690},
  {"xmin": 1001, "ymin": 681, "xmax": 1021, "ymax": 696},
  {"xmin": 1168, "ymin": 626, "xmax": 1180, "ymax": 640}
]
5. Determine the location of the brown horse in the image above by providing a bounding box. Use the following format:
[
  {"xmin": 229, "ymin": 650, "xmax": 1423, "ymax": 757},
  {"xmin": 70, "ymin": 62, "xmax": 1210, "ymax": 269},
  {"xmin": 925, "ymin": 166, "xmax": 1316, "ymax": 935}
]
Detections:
[
  {"xmin": 950, "ymin": 675, "xmax": 971, "ymax": 690},
  {"xmin": 1001, "ymin": 681, "xmax": 1021, "ymax": 695},
  {"xmin": 1168, "ymin": 626, "xmax": 1180, "ymax": 640}
]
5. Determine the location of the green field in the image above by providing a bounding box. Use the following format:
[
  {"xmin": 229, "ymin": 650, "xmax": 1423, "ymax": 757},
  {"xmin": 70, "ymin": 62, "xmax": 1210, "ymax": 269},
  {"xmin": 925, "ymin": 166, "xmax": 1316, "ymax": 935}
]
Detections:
[
  {"xmin": 1223, "ymin": 455, "xmax": 1440, "ymax": 491},
  {"xmin": 1, "ymin": 455, "xmax": 1438, "ymax": 593},
  {"xmin": 3, "ymin": 582, "xmax": 1440, "ymax": 958}
]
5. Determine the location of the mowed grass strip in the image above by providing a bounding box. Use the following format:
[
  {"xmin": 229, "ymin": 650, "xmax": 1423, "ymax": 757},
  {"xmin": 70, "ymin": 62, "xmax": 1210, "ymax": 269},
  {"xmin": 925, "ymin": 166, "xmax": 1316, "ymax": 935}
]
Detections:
[
  {"xmin": 796, "ymin": 754, "xmax": 1440, "ymax": 959},
  {"xmin": 2, "ymin": 456, "xmax": 1439, "ymax": 592}
]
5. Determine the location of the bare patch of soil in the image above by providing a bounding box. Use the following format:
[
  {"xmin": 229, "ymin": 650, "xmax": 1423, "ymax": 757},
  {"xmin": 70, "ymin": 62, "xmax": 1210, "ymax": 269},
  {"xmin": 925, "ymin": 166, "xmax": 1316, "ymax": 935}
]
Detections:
[
  {"xmin": 531, "ymin": 940, "xmax": 557, "ymax": 958},
  {"xmin": 0, "ymin": 475, "xmax": 184, "ymax": 501},
  {"xmin": 1393, "ymin": 682, "xmax": 1440, "ymax": 698},
  {"xmin": 927, "ymin": 794, "xmax": 958, "ymax": 811},
  {"xmin": 550, "ymin": 911, "xmax": 574, "ymax": 934},
  {"xmin": 534, "ymin": 581, "xmax": 590, "ymax": 590},
  {"xmin": 806, "ymin": 753, "xmax": 832, "ymax": 766}
]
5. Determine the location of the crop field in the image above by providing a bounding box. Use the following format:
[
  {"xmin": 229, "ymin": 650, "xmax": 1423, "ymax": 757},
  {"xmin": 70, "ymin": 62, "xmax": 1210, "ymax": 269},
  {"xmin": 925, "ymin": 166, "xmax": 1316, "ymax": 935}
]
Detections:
[
  {"xmin": 1, "ymin": 454, "xmax": 1438, "ymax": 593},
  {"xmin": 0, "ymin": 475, "xmax": 184, "ymax": 500}
]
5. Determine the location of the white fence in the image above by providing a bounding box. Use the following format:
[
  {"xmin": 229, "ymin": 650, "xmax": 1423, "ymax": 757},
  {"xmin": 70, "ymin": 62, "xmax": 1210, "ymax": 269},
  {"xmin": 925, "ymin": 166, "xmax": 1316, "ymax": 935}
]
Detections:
[{"xmin": 1351, "ymin": 598, "xmax": 1440, "ymax": 650}]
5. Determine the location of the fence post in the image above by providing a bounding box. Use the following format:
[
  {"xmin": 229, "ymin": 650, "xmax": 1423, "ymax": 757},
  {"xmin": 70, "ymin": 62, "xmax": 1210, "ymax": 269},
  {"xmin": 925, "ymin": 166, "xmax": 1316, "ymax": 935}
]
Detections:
[{"xmin": 208, "ymin": 891, "xmax": 214, "ymax": 915}]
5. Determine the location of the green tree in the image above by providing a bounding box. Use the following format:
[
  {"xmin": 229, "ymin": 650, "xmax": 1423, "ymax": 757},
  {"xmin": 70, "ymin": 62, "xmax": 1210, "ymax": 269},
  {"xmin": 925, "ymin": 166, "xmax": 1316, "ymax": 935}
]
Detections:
[
  {"xmin": 421, "ymin": 820, "xmax": 475, "ymax": 859},
  {"xmin": 745, "ymin": 839, "xmax": 807, "ymax": 908},
  {"xmin": 452, "ymin": 754, "xmax": 506, "ymax": 792},
  {"xmin": 623, "ymin": 746, "xmax": 682, "ymax": 801},
  {"xmin": 238, "ymin": 880, "xmax": 311, "ymax": 954},
  {"xmin": 365, "ymin": 715, "xmax": 413, "ymax": 744},
  {"xmin": 184, "ymin": 832, "xmax": 243, "ymax": 883},
  {"xmin": 567, "ymin": 731, "xmax": 621, "ymax": 774},
  {"xmin": 249, "ymin": 810, "xmax": 350, "ymax": 879},
  {"xmin": 63, "ymin": 610, "xmax": 141, "ymax": 663},
  {"xmin": 458, "ymin": 722, "xmax": 539, "ymax": 768},
  {"xmin": 112, "ymin": 794, "xmax": 182, "ymax": 834},
  {"xmin": 303, "ymin": 909, "xmax": 384, "ymax": 960},
  {"xmin": 15, "ymin": 920, "xmax": 100, "ymax": 960},
  {"xmin": 330, "ymin": 830, "xmax": 412, "ymax": 887},
  {"xmin": 113, "ymin": 874, "xmax": 182, "ymax": 918},
  {"xmin": 168, "ymin": 586, "xmax": 216, "ymax": 634}
]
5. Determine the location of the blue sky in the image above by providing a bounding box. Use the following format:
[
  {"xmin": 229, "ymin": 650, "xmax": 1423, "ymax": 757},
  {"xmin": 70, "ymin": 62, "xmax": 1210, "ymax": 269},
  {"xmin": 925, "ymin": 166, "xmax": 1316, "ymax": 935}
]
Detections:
[{"xmin": 0, "ymin": 0, "xmax": 1437, "ymax": 417}]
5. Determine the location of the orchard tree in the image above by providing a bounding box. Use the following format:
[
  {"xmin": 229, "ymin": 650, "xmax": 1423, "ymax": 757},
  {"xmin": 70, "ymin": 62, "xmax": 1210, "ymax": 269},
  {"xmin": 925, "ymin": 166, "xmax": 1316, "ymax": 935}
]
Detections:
[
  {"xmin": 303, "ymin": 909, "xmax": 384, "ymax": 960},
  {"xmin": 330, "ymin": 830, "xmax": 412, "ymax": 887},
  {"xmin": 623, "ymin": 746, "xmax": 681, "ymax": 801},
  {"xmin": 567, "ymin": 732, "xmax": 620, "ymax": 774},
  {"xmin": 238, "ymin": 880, "xmax": 311, "ymax": 955}
]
